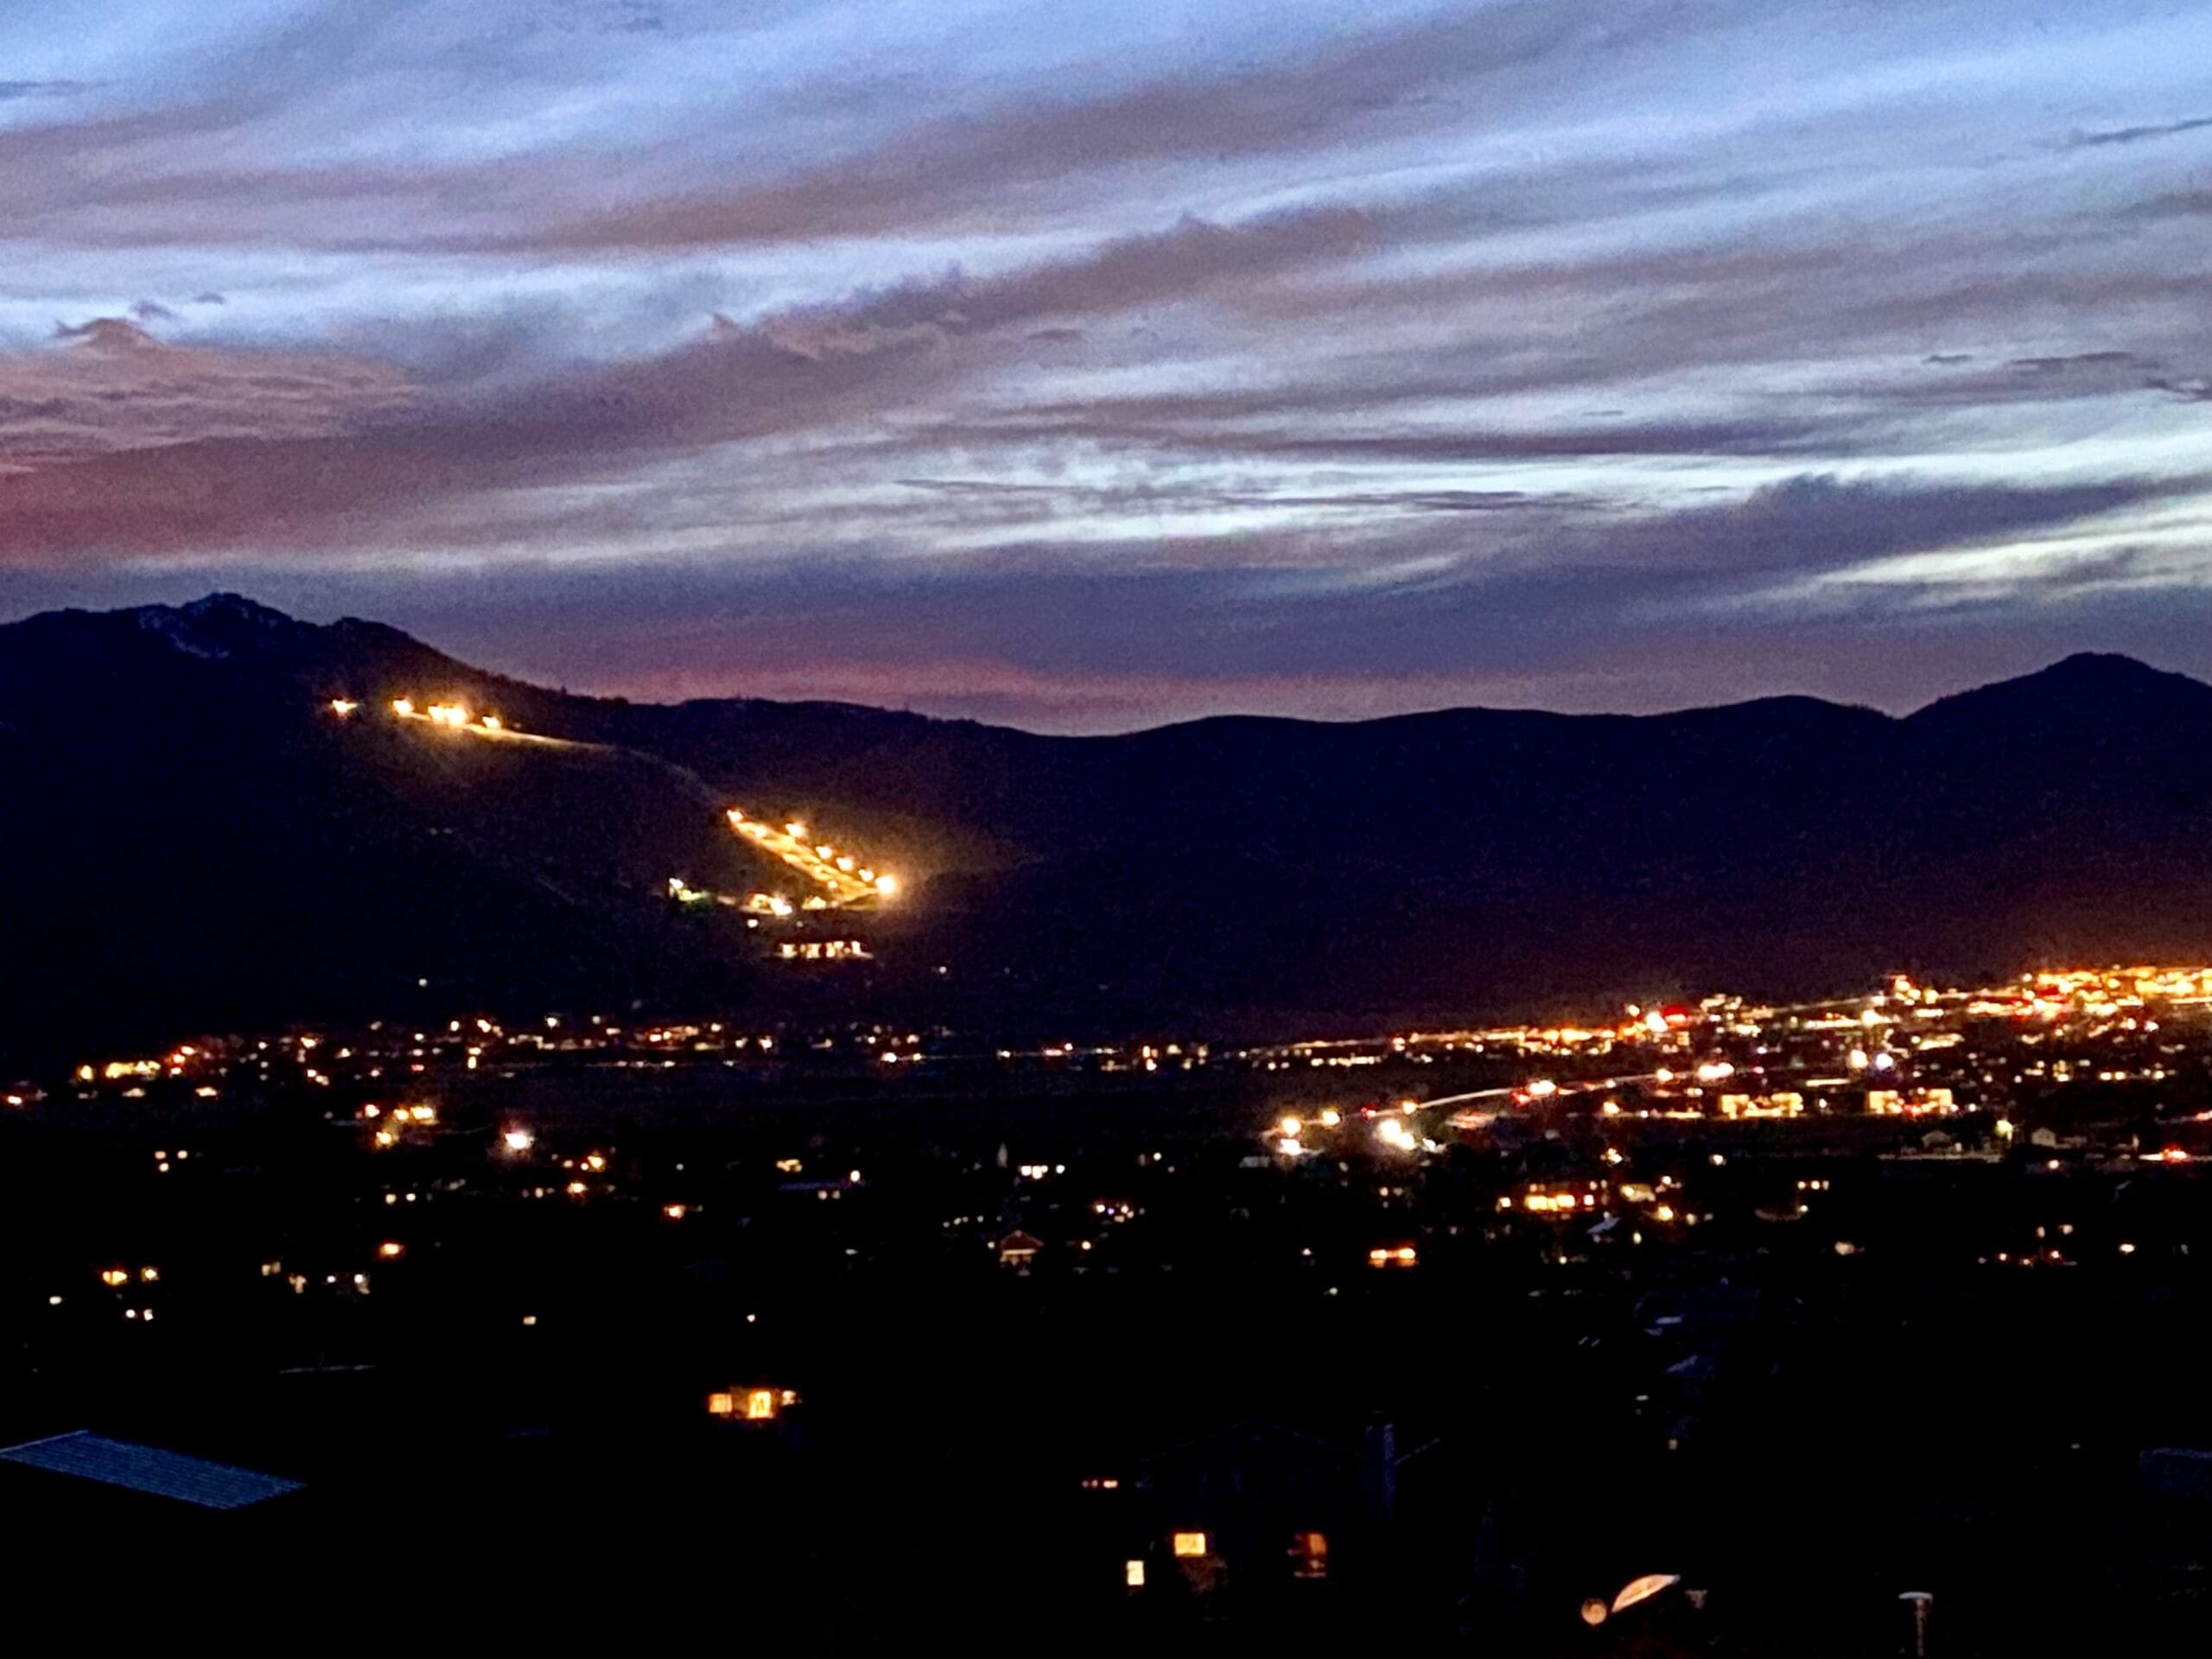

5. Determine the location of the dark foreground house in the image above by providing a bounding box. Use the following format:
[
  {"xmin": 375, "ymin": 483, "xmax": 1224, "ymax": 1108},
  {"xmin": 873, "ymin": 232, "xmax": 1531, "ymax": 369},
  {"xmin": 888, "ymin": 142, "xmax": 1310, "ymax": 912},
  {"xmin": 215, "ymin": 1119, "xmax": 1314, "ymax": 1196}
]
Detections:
[{"xmin": 1121, "ymin": 1419, "xmax": 1415, "ymax": 1621}]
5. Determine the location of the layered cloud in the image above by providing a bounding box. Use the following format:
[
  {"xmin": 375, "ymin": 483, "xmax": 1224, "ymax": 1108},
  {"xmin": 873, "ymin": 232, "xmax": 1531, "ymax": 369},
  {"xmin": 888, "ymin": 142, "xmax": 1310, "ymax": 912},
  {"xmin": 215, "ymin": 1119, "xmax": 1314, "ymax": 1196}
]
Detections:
[
  {"xmin": 0, "ymin": 317, "xmax": 412, "ymax": 468},
  {"xmin": 0, "ymin": 0, "xmax": 2207, "ymax": 726}
]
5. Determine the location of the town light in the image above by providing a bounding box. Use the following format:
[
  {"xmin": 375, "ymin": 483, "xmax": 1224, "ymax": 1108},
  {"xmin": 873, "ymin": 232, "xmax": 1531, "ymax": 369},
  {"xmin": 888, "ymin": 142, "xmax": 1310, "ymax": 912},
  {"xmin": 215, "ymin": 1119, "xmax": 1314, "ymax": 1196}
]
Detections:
[
  {"xmin": 1172, "ymin": 1532, "xmax": 1208, "ymax": 1558},
  {"xmin": 1612, "ymin": 1573, "xmax": 1681, "ymax": 1614},
  {"xmin": 502, "ymin": 1127, "xmax": 534, "ymax": 1154}
]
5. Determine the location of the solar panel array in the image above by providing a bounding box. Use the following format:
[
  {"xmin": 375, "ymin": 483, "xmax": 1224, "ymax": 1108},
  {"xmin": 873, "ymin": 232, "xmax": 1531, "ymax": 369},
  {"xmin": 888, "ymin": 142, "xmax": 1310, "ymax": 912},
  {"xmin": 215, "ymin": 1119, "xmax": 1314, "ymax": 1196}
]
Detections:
[{"xmin": 0, "ymin": 1432, "xmax": 302, "ymax": 1510}]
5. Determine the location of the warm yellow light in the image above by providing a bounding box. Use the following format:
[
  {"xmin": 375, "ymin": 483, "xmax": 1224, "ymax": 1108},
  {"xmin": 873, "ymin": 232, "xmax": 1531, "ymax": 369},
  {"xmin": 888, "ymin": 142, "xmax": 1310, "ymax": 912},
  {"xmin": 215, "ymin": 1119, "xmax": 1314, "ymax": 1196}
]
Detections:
[
  {"xmin": 330, "ymin": 699, "xmax": 358, "ymax": 716},
  {"xmin": 99, "ymin": 1268, "xmax": 128, "ymax": 1287},
  {"xmin": 391, "ymin": 698, "xmax": 415, "ymax": 716},
  {"xmin": 372, "ymin": 1128, "xmax": 396, "ymax": 1147},
  {"xmin": 1125, "ymin": 1560, "xmax": 1147, "ymax": 1589},
  {"xmin": 1654, "ymin": 1205, "xmax": 1676, "ymax": 1223},
  {"xmin": 564, "ymin": 1180, "xmax": 587, "ymax": 1196},
  {"xmin": 746, "ymin": 1388, "xmax": 777, "ymax": 1421},
  {"xmin": 1278, "ymin": 1115, "xmax": 1303, "ymax": 1137},
  {"xmin": 785, "ymin": 822, "xmax": 807, "ymax": 839},
  {"xmin": 663, "ymin": 1203, "xmax": 687, "ymax": 1220},
  {"xmin": 502, "ymin": 1127, "xmax": 534, "ymax": 1153},
  {"xmin": 583, "ymin": 1153, "xmax": 607, "ymax": 1173},
  {"xmin": 874, "ymin": 874, "xmax": 898, "ymax": 896},
  {"xmin": 1172, "ymin": 1532, "xmax": 1208, "ymax": 1558},
  {"xmin": 1318, "ymin": 1107, "xmax": 1342, "ymax": 1128},
  {"xmin": 1613, "ymin": 1573, "xmax": 1681, "ymax": 1614},
  {"xmin": 480, "ymin": 715, "xmax": 502, "ymax": 732},
  {"xmin": 140, "ymin": 1266, "xmax": 158, "ymax": 1282},
  {"xmin": 707, "ymin": 1391, "xmax": 736, "ymax": 1417},
  {"xmin": 378, "ymin": 1241, "xmax": 404, "ymax": 1259}
]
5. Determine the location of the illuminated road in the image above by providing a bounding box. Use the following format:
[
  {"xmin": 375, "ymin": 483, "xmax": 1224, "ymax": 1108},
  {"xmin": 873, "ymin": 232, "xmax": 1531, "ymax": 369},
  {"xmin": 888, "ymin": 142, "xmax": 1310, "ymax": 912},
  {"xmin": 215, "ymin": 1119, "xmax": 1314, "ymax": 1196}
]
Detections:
[
  {"xmin": 723, "ymin": 810, "xmax": 893, "ymax": 908},
  {"xmin": 371, "ymin": 697, "xmax": 582, "ymax": 750},
  {"xmin": 1427, "ymin": 1072, "xmax": 1669, "ymax": 1130},
  {"xmin": 333, "ymin": 695, "xmax": 897, "ymax": 913}
]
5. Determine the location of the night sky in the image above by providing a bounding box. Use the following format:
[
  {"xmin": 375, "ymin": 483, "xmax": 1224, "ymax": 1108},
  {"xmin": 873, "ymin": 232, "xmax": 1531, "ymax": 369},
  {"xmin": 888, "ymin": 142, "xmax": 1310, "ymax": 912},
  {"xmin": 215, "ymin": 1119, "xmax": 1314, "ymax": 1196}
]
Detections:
[{"xmin": 1, "ymin": 1, "xmax": 2208, "ymax": 729}]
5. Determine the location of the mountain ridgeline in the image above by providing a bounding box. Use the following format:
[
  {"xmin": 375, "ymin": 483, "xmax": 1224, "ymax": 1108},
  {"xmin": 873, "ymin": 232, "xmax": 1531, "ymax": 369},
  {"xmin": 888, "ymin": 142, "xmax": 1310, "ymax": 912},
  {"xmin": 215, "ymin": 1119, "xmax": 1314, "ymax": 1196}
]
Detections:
[{"xmin": 5, "ymin": 593, "xmax": 2210, "ymax": 1063}]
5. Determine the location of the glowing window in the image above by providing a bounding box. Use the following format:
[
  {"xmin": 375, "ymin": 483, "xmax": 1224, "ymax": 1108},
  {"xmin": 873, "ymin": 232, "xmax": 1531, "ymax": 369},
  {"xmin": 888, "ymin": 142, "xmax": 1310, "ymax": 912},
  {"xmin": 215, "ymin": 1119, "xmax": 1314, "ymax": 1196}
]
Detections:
[
  {"xmin": 1172, "ymin": 1532, "xmax": 1208, "ymax": 1558},
  {"xmin": 746, "ymin": 1389, "xmax": 777, "ymax": 1421},
  {"xmin": 706, "ymin": 1391, "xmax": 736, "ymax": 1417},
  {"xmin": 1124, "ymin": 1560, "xmax": 1146, "ymax": 1588}
]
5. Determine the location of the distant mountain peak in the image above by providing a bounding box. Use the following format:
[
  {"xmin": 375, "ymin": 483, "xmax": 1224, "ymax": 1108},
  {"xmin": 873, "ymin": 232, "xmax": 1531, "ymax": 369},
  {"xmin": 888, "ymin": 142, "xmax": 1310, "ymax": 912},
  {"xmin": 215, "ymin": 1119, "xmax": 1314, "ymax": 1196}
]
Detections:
[
  {"xmin": 1908, "ymin": 650, "xmax": 2211, "ymax": 730},
  {"xmin": 1994, "ymin": 651, "xmax": 2196, "ymax": 699},
  {"xmin": 2039, "ymin": 650, "xmax": 2167, "ymax": 683},
  {"xmin": 131, "ymin": 592, "xmax": 307, "ymax": 662},
  {"xmin": 177, "ymin": 592, "xmax": 293, "ymax": 626}
]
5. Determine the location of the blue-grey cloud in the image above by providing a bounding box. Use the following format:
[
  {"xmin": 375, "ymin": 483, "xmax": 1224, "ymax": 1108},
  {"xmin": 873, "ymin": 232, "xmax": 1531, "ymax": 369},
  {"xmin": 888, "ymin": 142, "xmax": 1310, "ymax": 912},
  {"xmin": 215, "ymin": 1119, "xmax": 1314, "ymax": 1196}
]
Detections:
[{"xmin": 0, "ymin": 1, "xmax": 2207, "ymax": 727}]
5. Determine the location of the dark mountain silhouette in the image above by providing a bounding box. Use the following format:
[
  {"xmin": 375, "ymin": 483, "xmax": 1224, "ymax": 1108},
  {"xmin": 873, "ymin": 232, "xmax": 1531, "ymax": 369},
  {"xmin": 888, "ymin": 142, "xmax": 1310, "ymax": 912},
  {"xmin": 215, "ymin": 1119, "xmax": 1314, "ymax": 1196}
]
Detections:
[{"xmin": 5, "ymin": 595, "xmax": 2210, "ymax": 1063}]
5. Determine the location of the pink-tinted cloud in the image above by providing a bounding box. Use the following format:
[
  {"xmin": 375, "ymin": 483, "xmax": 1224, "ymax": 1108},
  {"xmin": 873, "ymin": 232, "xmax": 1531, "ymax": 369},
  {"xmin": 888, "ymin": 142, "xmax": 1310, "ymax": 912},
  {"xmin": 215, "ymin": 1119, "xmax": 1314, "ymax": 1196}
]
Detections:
[{"xmin": 0, "ymin": 318, "xmax": 414, "ymax": 474}]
